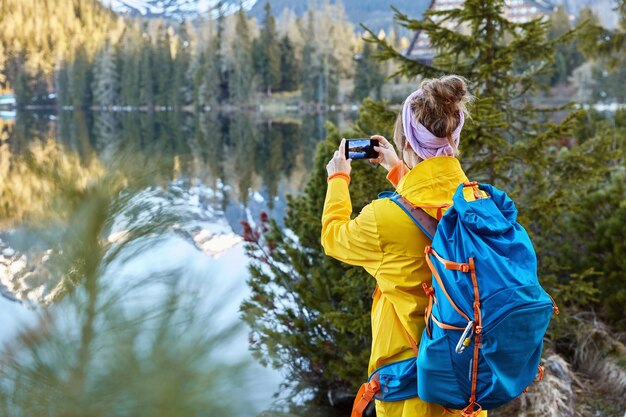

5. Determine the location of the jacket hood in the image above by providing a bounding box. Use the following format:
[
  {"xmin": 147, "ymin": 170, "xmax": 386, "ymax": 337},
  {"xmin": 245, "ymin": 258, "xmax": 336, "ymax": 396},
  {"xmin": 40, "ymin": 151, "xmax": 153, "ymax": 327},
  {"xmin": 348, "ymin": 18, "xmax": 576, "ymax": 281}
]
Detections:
[{"xmin": 396, "ymin": 156, "xmax": 469, "ymax": 218}]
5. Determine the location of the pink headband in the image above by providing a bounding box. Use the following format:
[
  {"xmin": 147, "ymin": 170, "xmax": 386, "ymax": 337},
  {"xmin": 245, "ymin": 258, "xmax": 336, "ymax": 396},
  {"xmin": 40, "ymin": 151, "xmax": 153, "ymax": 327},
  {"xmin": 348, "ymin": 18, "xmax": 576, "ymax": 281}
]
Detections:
[{"xmin": 401, "ymin": 89, "xmax": 464, "ymax": 160}]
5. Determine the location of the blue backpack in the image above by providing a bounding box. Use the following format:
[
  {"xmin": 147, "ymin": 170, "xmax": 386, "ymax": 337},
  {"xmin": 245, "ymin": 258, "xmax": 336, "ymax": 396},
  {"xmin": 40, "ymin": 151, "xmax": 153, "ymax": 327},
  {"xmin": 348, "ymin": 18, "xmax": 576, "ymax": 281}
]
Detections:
[{"xmin": 352, "ymin": 182, "xmax": 558, "ymax": 417}]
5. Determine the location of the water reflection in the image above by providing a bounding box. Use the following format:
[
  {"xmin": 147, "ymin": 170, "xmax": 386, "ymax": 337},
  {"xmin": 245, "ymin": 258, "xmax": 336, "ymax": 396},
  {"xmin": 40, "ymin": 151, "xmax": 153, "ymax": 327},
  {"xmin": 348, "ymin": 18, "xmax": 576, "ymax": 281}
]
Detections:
[
  {"xmin": 5, "ymin": 110, "xmax": 344, "ymax": 212},
  {"xmin": 0, "ymin": 109, "xmax": 353, "ymax": 416}
]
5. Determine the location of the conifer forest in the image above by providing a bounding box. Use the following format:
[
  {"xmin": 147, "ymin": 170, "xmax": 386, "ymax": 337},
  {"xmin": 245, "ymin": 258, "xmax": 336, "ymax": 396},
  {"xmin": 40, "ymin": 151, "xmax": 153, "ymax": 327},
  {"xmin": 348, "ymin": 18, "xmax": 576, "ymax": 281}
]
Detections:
[{"xmin": 0, "ymin": 1, "xmax": 625, "ymax": 417}]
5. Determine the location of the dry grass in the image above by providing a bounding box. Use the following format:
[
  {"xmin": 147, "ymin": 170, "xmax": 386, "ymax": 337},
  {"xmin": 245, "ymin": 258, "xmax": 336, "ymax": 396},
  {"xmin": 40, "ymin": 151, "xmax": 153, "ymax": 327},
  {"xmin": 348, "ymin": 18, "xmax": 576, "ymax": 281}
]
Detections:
[
  {"xmin": 517, "ymin": 353, "xmax": 578, "ymax": 417},
  {"xmin": 572, "ymin": 314, "xmax": 626, "ymax": 404}
]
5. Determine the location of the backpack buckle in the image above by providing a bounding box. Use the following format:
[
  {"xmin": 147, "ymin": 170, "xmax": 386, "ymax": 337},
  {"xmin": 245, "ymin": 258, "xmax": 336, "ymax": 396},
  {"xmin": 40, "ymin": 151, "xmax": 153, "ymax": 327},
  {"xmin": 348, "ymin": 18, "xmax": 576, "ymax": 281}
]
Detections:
[{"xmin": 422, "ymin": 282, "xmax": 434, "ymax": 297}]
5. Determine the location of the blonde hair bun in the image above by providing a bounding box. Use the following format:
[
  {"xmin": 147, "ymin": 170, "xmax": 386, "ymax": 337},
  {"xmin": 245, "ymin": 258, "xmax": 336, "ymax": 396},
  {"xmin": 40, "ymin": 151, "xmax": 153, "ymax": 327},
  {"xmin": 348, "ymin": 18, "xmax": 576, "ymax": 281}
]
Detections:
[
  {"xmin": 421, "ymin": 75, "xmax": 468, "ymax": 108},
  {"xmin": 410, "ymin": 74, "xmax": 473, "ymax": 145}
]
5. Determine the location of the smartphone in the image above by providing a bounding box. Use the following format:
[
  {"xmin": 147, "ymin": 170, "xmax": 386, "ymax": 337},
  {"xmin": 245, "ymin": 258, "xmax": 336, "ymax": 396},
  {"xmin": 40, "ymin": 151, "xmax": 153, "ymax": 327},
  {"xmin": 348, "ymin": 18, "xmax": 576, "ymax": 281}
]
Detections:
[{"xmin": 345, "ymin": 138, "xmax": 379, "ymax": 160}]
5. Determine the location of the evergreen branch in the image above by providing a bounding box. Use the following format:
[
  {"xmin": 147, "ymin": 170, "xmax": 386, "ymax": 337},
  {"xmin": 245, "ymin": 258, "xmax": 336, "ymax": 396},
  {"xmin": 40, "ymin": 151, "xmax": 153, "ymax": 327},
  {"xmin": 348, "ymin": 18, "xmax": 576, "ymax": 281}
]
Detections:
[
  {"xmin": 360, "ymin": 24, "xmax": 442, "ymax": 79},
  {"xmin": 577, "ymin": 19, "xmax": 626, "ymax": 68}
]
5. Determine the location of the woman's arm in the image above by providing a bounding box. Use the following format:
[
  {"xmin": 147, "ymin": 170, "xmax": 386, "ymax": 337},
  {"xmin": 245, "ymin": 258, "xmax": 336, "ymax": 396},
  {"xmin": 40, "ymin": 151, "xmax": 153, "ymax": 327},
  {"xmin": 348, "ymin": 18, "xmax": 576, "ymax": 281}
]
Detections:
[
  {"xmin": 321, "ymin": 140, "xmax": 383, "ymax": 274},
  {"xmin": 321, "ymin": 175, "xmax": 383, "ymax": 273},
  {"xmin": 369, "ymin": 135, "xmax": 409, "ymax": 188}
]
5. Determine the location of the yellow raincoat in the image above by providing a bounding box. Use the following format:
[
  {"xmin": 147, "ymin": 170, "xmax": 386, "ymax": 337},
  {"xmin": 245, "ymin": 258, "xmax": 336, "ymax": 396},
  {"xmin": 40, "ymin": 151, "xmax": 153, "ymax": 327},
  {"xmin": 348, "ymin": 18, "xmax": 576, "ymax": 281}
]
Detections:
[{"xmin": 321, "ymin": 156, "xmax": 487, "ymax": 417}]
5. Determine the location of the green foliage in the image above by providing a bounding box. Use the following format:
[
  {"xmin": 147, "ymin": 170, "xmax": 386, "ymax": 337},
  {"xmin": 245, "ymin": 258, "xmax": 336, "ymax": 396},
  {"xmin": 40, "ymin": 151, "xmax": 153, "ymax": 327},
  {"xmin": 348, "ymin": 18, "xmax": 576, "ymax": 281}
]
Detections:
[
  {"xmin": 139, "ymin": 32, "xmax": 155, "ymax": 108},
  {"xmin": 577, "ymin": 2, "xmax": 626, "ymax": 69},
  {"xmin": 299, "ymin": 10, "xmax": 342, "ymax": 105},
  {"xmin": 119, "ymin": 29, "xmax": 141, "ymax": 108},
  {"xmin": 92, "ymin": 41, "xmax": 119, "ymax": 108},
  {"xmin": 70, "ymin": 46, "xmax": 93, "ymax": 108},
  {"xmin": 229, "ymin": 9, "xmax": 255, "ymax": 104},
  {"xmin": 547, "ymin": 5, "xmax": 584, "ymax": 86},
  {"xmin": 589, "ymin": 62, "xmax": 626, "ymax": 102},
  {"xmin": 171, "ymin": 34, "xmax": 191, "ymax": 110},
  {"xmin": 279, "ymin": 36, "xmax": 300, "ymax": 92},
  {"xmin": 0, "ymin": 0, "xmax": 118, "ymax": 100},
  {"xmin": 574, "ymin": 4, "xmax": 626, "ymax": 102},
  {"xmin": 566, "ymin": 167, "xmax": 626, "ymax": 326},
  {"xmin": 254, "ymin": 2, "xmax": 282, "ymax": 95},
  {"xmin": 352, "ymin": 43, "xmax": 385, "ymax": 102},
  {"xmin": 154, "ymin": 24, "xmax": 174, "ymax": 107}
]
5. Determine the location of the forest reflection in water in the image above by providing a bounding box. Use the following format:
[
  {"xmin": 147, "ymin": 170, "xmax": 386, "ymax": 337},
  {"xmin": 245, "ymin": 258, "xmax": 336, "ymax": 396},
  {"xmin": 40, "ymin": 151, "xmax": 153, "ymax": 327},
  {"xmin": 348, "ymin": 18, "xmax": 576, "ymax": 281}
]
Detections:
[
  {"xmin": 8, "ymin": 110, "xmax": 349, "ymax": 210},
  {"xmin": 0, "ymin": 110, "xmax": 353, "ymax": 417}
]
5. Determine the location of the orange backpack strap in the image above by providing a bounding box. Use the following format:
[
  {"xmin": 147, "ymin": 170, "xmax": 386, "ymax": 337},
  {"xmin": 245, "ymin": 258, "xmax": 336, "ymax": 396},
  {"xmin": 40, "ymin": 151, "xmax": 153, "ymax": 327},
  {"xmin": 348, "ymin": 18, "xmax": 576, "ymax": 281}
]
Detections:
[
  {"xmin": 392, "ymin": 195, "xmax": 442, "ymax": 239},
  {"xmin": 405, "ymin": 329, "xmax": 419, "ymax": 356},
  {"xmin": 351, "ymin": 379, "xmax": 381, "ymax": 417}
]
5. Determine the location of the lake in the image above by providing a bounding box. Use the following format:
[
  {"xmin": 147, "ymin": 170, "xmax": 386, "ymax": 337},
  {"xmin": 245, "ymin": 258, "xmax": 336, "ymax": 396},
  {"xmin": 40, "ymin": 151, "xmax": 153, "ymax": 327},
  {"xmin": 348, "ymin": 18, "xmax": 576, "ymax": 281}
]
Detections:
[{"xmin": 0, "ymin": 109, "xmax": 355, "ymax": 417}]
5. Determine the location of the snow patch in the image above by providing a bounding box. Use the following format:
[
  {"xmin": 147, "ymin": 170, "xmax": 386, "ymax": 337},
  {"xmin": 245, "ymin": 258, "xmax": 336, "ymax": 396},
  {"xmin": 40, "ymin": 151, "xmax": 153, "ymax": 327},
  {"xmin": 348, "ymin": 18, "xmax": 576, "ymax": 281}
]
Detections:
[{"xmin": 252, "ymin": 191, "xmax": 265, "ymax": 203}]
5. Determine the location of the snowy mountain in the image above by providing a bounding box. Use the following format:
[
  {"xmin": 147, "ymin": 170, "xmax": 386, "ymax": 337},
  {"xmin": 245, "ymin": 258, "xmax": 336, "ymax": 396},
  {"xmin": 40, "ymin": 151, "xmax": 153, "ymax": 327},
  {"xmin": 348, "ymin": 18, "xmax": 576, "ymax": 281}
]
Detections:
[
  {"xmin": 99, "ymin": 0, "xmax": 431, "ymax": 30},
  {"xmin": 100, "ymin": 0, "xmax": 621, "ymax": 28},
  {"xmin": 99, "ymin": 0, "xmax": 256, "ymax": 20}
]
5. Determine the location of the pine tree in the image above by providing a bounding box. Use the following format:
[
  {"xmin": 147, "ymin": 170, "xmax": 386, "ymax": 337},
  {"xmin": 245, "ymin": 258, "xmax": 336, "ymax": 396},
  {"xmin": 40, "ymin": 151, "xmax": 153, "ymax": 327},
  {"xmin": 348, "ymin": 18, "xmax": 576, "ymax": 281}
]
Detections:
[
  {"xmin": 256, "ymin": 2, "xmax": 281, "ymax": 95},
  {"xmin": 576, "ymin": 3, "xmax": 626, "ymax": 101},
  {"xmin": 278, "ymin": 35, "xmax": 300, "ymax": 92},
  {"xmin": 138, "ymin": 28, "xmax": 155, "ymax": 109},
  {"xmin": 55, "ymin": 61, "xmax": 71, "ymax": 107},
  {"xmin": 187, "ymin": 51, "xmax": 203, "ymax": 109},
  {"xmin": 69, "ymin": 45, "xmax": 92, "ymax": 108},
  {"xmin": 326, "ymin": 54, "xmax": 340, "ymax": 104},
  {"xmin": 215, "ymin": 1, "xmax": 230, "ymax": 102},
  {"xmin": 119, "ymin": 32, "xmax": 141, "ymax": 108},
  {"xmin": 171, "ymin": 27, "xmax": 191, "ymax": 110},
  {"xmin": 153, "ymin": 23, "xmax": 173, "ymax": 108},
  {"xmin": 366, "ymin": 1, "xmax": 581, "ymax": 183},
  {"xmin": 92, "ymin": 41, "xmax": 119, "ymax": 109},
  {"xmin": 199, "ymin": 39, "xmax": 221, "ymax": 109},
  {"xmin": 300, "ymin": 12, "xmax": 317, "ymax": 102},
  {"xmin": 352, "ymin": 45, "xmax": 370, "ymax": 102},
  {"xmin": 10, "ymin": 51, "xmax": 35, "ymax": 107},
  {"xmin": 577, "ymin": 0, "xmax": 626, "ymax": 69},
  {"xmin": 228, "ymin": 9, "xmax": 255, "ymax": 104},
  {"xmin": 352, "ymin": 42, "xmax": 385, "ymax": 102},
  {"xmin": 548, "ymin": 5, "xmax": 584, "ymax": 86}
]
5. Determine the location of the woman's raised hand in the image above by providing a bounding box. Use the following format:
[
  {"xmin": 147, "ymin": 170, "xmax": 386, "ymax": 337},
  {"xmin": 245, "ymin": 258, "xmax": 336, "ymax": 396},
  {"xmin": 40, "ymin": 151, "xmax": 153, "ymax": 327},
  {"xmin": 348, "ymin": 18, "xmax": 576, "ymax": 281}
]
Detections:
[
  {"xmin": 326, "ymin": 138, "xmax": 352, "ymax": 176},
  {"xmin": 369, "ymin": 135, "xmax": 401, "ymax": 172}
]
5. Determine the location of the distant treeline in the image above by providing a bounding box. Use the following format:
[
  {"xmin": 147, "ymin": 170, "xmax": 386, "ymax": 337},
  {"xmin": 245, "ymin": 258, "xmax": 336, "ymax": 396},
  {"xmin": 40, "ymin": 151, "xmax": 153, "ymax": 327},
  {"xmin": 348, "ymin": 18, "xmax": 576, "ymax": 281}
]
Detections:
[
  {"xmin": 0, "ymin": 0, "xmax": 394, "ymax": 109},
  {"xmin": 0, "ymin": 0, "xmax": 622, "ymax": 109}
]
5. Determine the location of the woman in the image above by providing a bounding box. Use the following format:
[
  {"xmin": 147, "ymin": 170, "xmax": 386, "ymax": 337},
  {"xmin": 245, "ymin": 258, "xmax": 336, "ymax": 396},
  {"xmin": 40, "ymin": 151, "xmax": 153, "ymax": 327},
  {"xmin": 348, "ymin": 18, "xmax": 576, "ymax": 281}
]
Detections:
[{"xmin": 321, "ymin": 75, "xmax": 488, "ymax": 417}]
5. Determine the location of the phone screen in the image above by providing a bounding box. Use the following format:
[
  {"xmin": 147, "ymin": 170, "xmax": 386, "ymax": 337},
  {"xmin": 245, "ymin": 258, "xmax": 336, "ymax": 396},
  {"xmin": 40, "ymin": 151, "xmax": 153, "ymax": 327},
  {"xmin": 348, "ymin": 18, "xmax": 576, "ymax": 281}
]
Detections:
[{"xmin": 345, "ymin": 139, "xmax": 379, "ymax": 160}]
